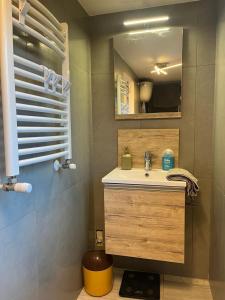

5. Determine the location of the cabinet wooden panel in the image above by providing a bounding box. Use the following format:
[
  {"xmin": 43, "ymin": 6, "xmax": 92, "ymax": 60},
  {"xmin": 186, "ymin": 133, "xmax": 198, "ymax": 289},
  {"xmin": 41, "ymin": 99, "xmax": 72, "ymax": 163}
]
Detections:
[{"xmin": 104, "ymin": 187, "xmax": 185, "ymax": 263}]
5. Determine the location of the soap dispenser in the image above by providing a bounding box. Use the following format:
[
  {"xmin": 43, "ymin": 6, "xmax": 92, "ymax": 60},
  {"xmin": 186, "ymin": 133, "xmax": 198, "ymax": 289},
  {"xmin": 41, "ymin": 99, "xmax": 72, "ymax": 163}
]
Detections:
[
  {"xmin": 121, "ymin": 147, "xmax": 132, "ymax": 170},
  {"xmin": 162, "ymin": 149, "xmax": 175, "ymax": 171}
]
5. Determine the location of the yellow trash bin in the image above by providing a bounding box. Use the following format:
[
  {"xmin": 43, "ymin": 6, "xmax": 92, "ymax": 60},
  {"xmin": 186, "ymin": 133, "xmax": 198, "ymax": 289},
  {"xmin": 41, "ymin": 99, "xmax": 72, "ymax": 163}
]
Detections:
[{"xmin": 82, "ymin": 250, "xmax": 113, "ymax": 297}]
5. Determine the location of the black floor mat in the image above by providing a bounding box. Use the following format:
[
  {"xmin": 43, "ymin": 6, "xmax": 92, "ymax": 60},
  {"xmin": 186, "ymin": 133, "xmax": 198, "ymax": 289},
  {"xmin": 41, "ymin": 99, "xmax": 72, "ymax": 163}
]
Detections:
[{"xmin": 119, "ymin": 270, "xmax": 160, "ymax": 299}]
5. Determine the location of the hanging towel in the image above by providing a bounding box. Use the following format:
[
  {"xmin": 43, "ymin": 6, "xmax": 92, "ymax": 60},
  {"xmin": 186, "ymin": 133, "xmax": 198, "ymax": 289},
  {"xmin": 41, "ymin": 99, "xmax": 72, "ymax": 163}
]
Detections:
[{"xmin": 166, "ymin": 168, "xmax": 199, "ymax": 197}]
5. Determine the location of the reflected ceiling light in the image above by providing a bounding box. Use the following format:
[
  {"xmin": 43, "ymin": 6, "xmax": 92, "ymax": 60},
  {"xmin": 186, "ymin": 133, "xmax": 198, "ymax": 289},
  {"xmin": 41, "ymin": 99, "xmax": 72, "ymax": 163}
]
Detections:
[
  {"xmin": 151, "ymin": 63, "xmax": 182, "ymax": 75},
  {"xmin": 154, "ymin": 66, "xmax": 168, "ymax": 75},
  {"xmin": 128, "ymin": 27, "xmax": 170, "ymax": 35},
  {"xmin": 124, "ymin": 16, "xmax": 169, "ymax": 26},
  {"xmin": 162, "ymin": 63, "xmax": 182, "ymax": 70}
]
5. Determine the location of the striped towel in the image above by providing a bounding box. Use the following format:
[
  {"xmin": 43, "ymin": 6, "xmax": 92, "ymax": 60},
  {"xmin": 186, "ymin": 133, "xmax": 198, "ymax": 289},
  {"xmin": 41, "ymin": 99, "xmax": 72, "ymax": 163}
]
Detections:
[{"xmin": 167, "ymin": 168, "xmax": 199, "ymax": 197}]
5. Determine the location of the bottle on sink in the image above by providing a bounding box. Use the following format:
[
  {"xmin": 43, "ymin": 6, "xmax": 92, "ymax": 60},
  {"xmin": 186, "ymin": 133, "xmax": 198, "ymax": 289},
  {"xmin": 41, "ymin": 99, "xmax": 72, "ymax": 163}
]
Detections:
[
  {"xmin": 121, "ymin": 147, "xmax": 133, "ymax": 170},
  {"xmin": 162, "ymin": 149, "xmax": 175, "ymax": 171}
]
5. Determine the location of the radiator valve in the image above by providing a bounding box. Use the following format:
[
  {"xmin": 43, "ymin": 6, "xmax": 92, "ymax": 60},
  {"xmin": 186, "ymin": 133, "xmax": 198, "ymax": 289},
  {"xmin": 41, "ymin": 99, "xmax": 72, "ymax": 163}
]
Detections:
[
  {"xmin": 0, "ymin": 177, "xmax": 32, "ymax": 193},
  {"xmin": 53, "ymin": 159, "xmax": 76, "ymax": 172}
]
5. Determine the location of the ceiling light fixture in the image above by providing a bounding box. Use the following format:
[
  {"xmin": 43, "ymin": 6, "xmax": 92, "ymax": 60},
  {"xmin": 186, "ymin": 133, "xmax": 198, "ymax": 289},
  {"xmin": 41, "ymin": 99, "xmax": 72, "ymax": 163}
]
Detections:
[
  {"xmin": 128, "ymin": 27, "xmax": 170, "ymax": 36},
  {"xmin": 151, "ymin": 63, "xmax": 182, "ymax": 74},
  {"xmin": 153, "ymin": 66, "xmax": 168, "ymax": 75},
  {"xmin": 162, "ymin": 63, "xmax": 182, "ymax": 70},
  {"xmin": 124, "ymin": 16, "xmax": 169, "ymax": 26}
]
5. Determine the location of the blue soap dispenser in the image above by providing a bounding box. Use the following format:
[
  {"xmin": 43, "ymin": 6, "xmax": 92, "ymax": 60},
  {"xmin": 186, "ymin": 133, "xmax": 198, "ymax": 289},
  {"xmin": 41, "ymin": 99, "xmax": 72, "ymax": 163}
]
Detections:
[{"xmin": 162, "ymin": 149, "xmax": 175, "ymax": 171}]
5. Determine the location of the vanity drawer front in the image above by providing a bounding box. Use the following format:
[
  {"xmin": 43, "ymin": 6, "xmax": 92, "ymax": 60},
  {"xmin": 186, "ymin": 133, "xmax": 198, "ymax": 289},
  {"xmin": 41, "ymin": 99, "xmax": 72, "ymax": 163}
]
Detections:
[{"xmin": 104, "ymin": 188, "xmax": 185, "ymax": 263}]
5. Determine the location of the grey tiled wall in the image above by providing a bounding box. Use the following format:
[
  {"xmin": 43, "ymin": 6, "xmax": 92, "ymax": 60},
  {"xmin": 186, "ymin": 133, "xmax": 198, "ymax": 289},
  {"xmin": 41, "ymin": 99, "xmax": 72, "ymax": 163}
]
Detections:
[
  {"xmin": 0, "ymin": 1, "xmax": 92, "ymax": 299},
  {"xmin": 210, "ymin": 0, "xmax": 225, "ymax": 298},
  {"xmin": 90, "ymin": 0, "xmax": 216, "ymax": 279}
]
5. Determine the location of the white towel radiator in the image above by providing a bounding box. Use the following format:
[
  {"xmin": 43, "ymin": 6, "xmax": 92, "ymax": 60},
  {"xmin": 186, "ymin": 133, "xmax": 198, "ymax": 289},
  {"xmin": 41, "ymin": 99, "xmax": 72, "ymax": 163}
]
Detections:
[{"xmin": 0, "ymin": 0, "xmax": 75, "ymax": 192}]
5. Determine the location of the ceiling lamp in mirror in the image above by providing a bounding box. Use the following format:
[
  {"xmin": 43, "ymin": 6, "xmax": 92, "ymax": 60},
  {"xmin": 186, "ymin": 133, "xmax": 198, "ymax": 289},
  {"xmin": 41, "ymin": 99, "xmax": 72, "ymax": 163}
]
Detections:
[
  {"xmin": 128, "ymin": 27, "xmax": 170, "ymax": 35},
  {"xmin": 124, "ymin": 16, "xmax": 170, "ymax": 26},
  {"xmin": 151, "ymin": 63, "xmax": 182, "ymax": 75},
  {"xmin": 153, "ymin": 64, "xmax": 168, "ymax": 75}
]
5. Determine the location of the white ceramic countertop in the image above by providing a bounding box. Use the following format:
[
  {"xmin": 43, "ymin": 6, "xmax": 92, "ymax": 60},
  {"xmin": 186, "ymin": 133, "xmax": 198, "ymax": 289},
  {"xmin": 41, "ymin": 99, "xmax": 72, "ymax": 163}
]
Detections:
[{"xmin": 102, "ymin": 168, "xmax": 186, "ymax": 189}]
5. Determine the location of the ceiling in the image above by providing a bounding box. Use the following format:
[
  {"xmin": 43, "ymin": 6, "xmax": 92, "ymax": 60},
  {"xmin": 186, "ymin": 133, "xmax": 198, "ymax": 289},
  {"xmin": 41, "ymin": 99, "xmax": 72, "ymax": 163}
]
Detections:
[
  {"xmin": 78, "ymin": 0, "xmax": 199, "ymax": 16},
  {"xmin": 114, "ymin": 27, "xmax": 183, "ymax": 82}
]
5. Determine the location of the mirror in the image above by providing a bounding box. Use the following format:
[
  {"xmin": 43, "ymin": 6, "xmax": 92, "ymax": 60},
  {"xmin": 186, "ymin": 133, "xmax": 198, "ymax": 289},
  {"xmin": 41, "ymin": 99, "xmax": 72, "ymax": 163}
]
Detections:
[{"xmin": 114, "ymin": 27, "xmax": 183, "ymax": 120}]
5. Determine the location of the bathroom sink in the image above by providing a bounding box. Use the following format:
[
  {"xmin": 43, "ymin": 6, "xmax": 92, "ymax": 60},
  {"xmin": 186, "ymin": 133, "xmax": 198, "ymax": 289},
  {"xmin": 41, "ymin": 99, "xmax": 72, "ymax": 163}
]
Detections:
[{"xmin": 102, "ymin": 168, "xmax": 186, "ymax": 189}]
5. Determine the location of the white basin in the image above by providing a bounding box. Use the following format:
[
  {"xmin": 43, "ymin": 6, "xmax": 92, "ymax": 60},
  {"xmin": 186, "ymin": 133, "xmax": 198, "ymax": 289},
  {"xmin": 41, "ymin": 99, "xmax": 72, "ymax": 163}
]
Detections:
[{"xmin": 102, "ymin": 168, "xmax": 186, "ymax": 189}]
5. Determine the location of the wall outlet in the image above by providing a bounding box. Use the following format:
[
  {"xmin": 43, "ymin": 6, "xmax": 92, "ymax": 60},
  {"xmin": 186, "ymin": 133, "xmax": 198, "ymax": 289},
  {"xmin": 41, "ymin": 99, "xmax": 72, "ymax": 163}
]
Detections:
[{"xmin": 96, "ymin": 230, "xmax": 104, "ymax": 246}]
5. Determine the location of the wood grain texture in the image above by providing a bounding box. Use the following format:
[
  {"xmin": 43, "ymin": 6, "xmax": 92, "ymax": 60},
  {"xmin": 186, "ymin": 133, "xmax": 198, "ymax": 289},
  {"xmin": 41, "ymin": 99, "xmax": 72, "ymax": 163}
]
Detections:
[
  {"xmin": 118, "ymin": 129, "xmax": 180, "ymax": 169},
  {"xmin": 115, "ymin": 112, "xmax": 182, "ymax": 120},
  {"xmin": 104, "ymin": 187, "xmax": 185, "ymax": 263}
]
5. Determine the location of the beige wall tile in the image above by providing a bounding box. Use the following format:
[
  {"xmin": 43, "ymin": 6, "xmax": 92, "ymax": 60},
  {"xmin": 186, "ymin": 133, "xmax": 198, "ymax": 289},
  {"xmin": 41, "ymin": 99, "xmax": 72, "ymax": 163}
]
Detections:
[
  {"xmin": 194, "ymin": 65, "xmax": 215, "ymax": 179},
  {"xmin": 181, "ymin": 67, "xmax": 197, "ymax": 122},
  {"xmin": 196, "ymin": 26, "xmax": 216, "ymax": 66},
  {"xmin": 210, "ymin": 186, "xmax": 225, "ymax": 299},
  {"xmin": 212, "ymin": 62, "xmax": 225, "ymax": 192},
  {"xmin": 91, "ymin": 38, "xmax": 114, "ymax": 75},
  {"xmin": 210, "ymin": 0, "xmax": 225, "ymax": 295},
  {"xmin": 183, "ymin": 28, "xmax": 197, "ymax": 68}
]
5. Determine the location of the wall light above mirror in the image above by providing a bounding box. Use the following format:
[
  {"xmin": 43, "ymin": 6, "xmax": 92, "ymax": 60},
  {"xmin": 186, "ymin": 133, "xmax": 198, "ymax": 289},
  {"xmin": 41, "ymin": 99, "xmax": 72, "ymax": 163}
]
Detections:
[{"xmin": 114, "ymin": 26, "xmax": 183, "ymax": 120}]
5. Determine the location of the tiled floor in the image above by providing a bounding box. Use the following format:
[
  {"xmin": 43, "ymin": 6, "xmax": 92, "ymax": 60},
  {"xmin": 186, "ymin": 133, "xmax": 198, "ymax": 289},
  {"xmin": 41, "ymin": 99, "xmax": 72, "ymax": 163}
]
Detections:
[{"xmin": 77, "ymin": 270, "xmax": 213, "ymax": 300}]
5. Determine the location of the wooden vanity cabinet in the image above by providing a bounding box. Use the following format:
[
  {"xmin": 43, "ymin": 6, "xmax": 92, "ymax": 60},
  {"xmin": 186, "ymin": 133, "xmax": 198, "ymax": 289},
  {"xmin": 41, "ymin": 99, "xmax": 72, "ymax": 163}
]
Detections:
[{"xmin": 104, "ymin": 186, "xmax": 185, "ymax": 264}]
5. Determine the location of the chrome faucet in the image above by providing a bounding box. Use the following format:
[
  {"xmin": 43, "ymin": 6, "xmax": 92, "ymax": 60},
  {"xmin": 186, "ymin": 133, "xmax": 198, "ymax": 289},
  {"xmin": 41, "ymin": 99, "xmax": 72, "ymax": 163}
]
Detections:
[{"xmin": 144, "ymin": 151, "xmax": 152, "ymax": 171}]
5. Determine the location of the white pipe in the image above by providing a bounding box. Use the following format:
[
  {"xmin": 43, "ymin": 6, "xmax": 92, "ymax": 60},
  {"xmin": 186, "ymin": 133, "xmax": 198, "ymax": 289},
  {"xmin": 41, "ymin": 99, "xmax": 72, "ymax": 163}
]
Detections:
[
  {"xmin": 16, "ymin": 92, "xmax": 67, "ymax": 108},
  {"xmin": 14, "ymin": 54, "xmax": 43, "ymax": 72},
  {"xmin": 15, "ymin": 79, "xmax": 65, "ymax": 100},
  {"xmin": 17, "ymin": 115, "xmax": 68, "ymax": 124},
  {"xmin": 17, "ymin": 126, "xmax": 68, "ymax": 133},
  {"xmin": 13, "ymin": 18, "xmax": 65, "ymax": 58},
  {"xmin": 61, "ymin": 23, "xmax": 72, "ymax": 160},
  {"xmin": 13, "ymin": 0, "xmax": 65, "ymax": 42},
  {"xmin": 18, "ymin": 143, "xmax": 69, "ymax": 156},
  {"xmin": 19, "ymin": 150, "xmax": 69, "ymax": 167},
  {"xmin": 0, "ymin": 0, "xmax": 20, "ymax": 176},
  {"xmin": 14, "ymin": 67, "xmax": 62, "ymax": 90},
  {"xmin": 27, "ymin": 0, "xmax": 62, "ymax": 31},
  {"xmin": 18, "ymin": 135, "xmax": 68, "ymax": 144},
  {"xmin": 12, "ymin": 5, "xmax": 65, "ymax": 51},
  {"xmin": 16, "ymin": 103, "xmax": 67, "ymax": 115},
  {"xmin": 53, "ymin": 159, "xmax": 76, "ymax": 172}
]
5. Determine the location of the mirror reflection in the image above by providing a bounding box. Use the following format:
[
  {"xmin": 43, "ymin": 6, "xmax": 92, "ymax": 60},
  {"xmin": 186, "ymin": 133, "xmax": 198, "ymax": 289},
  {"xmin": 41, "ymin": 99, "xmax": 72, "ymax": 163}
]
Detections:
[{"xmin": 114, "ymin": 27, "xmax": 183, "ymax": 119}]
